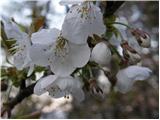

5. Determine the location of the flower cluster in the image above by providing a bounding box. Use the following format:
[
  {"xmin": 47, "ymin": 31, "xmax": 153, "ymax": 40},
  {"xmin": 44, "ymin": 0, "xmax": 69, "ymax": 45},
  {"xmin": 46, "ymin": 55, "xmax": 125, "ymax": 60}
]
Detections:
[{"xmin": 3, "ymin": 0, "xmax": 152, "ymax": 102}]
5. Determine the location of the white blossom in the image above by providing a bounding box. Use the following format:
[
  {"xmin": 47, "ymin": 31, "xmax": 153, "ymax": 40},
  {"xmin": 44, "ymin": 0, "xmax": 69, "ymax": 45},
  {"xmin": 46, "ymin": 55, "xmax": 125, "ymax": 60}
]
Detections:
[
  {"xmin": 30, "ymin": 28, "xmax": 90, "ymax": 77},
  {"xmin": 91, "ymin": 42, "xmax": 111, "ymax": 66},
  {"xmin": 3, "ymin": 19, "xmax": 34, "ymax": 76},
  {"xmin": 115, "ymin": 65, "xmax": 152, "ymax": 93},
  {"xmin": 34, "ymin": 75, "xmax": 85, "ymax": 102},
  {"xmin": 61, "ymin": 2, "xmax": 106, "ymax": 44}
]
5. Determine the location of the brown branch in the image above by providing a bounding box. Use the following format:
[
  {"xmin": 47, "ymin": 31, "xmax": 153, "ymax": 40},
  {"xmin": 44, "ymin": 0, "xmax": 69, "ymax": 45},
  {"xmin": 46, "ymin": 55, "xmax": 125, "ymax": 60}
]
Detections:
[
  {"xmin": 1, "ymin": 82, "xmax": 36, "ymax": 118},
  {"xmin": 20, "ymin": 79, "xmax": 26, "ymax": 89}
]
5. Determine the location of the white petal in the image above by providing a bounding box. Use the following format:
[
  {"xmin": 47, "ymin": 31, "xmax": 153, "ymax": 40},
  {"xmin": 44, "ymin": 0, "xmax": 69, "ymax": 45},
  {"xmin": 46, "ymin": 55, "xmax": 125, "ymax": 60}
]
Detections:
[
  {"xmin": 47, "ymin": 76, "xmax": 73, "ymax": 98},
  {"xmin": 50, "ymin": 54, "xmax": 76, "ymax": 77},
  {"xmin": 27, "ymin": 64, "xmax": 34, "ymax": 77},
  {"xmin": 47, "ymin": 76, "xmax": 84, "ymax": 101},
  {"xmin": 116, "ymin": 65, "xmax": 152, "ymax": 93},
  {"xmin": 55, "ymin": 76, "xmax": 81, "ymax": 90},
  {"xmin": 87, "ymin": 3, "xmax": 106, "ymax": 36},
  {"xmin": 71, "ymin": 88, "xmax": 85, "ymax": 102},
  {"xmin": 68, "ymin": 43, "xmax": 91, "ymax": 67},
  {"xmin": 123, "ymin": 65, "xmax": 152, "ymax": 80},
  {"xmin": 50, "ymin": 63, "xmax": 75, "ymax": 77},
  {"xmin": 13, "ymin": 36, "xmax": 31, "ymax": 70},
  {"xmin": 29, "ymin": 44, "xmax": 51, "ymax": 66},
  {"xmin": 34, "ymin": 75, "xmax": 58, "ymax": 95},
  {"xmin": 14, "ymin": 55, "xmax": 24, "ymax": 70},
  {"xmin": 91, "ymin": 42, "xmax": 111, "ymax": 66},
  {"xmin": 31, "ymin": 28, "xmax": 60, "ymax": 45},
  {"xmin": 48, "ymin": 89, "xmax": 65, "ymax": 98},
  {"xmin": 3, "ymin": 18, "xmax": 26, "ymax": 40},
  {"xmin": 55, "ymin": 76, "xmax": 84, "ymax": 101},
  {"xmin": 116, "ymin": 73, "xmax": 134, "ymax": 94},
  {"xmin": 62, "ymin": 3, "xmax": 105, "ymax": 44},
  {"xmin": 59, "ymin": 0, "xmax": 83, "ymax": 5},
  {"xmin": 62, "ymin": 5, "xmax": 89, "ymax": 44},
  {"xmin": 13, "ymin": 50, "xmax": 28, "ymax": 70},
  {"xmin": 109, "ymin": 35, "xmax": 121, "ymax": 46}
]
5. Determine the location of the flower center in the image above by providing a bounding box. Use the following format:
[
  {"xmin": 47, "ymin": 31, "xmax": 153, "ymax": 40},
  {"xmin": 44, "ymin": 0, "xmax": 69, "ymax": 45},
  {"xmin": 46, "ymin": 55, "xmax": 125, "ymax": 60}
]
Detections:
[
  {"xmin": 9, "ymin": 41, "xmax": 26, "ymax": 55},
  {"xmin": 54, "ymin": 36, "xmax": 69, "ymax": 58},
  {"xmin": 76, "ymin": 2, "xmax": 96, "ymax": 24}
]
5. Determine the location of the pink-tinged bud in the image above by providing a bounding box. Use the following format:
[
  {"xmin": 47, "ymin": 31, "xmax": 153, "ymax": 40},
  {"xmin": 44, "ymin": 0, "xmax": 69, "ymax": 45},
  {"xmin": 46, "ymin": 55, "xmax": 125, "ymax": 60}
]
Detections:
[
  {"xmin": 130, "ymin": 28, "xmax": 150, "ymax": 48},
  {"xmin": 121, "ymin": 41, "xmax": 141, "ymax": 65}
]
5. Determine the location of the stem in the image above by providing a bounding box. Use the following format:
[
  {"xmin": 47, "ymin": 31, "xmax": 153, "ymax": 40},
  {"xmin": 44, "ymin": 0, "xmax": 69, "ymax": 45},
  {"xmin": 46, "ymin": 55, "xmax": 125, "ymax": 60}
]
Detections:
[
  {"xmin": 112, "ymin": 22, "xmax": 132, "ymax": 29},
  {"xmin": 1, "ymin": 82, "xmax": 36, "ymax": 118}
]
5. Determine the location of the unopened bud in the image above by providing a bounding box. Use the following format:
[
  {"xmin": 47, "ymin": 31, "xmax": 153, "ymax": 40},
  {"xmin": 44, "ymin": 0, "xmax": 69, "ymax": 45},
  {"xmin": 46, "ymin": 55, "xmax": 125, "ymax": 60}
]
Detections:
[
  {"xmin": 130, "ymin": 28, "xmax": 150, "ymax": 48},
  {"xmin": 89, "ymin": 80, "xmax": 103, "ymax": 95},
  {"xmin": 91, "ymin": 42, "xmax": 111, "ymax": 66},
  {"xmin": 121, "ymin": 41, "xmax": 141, "ymax": 65}
]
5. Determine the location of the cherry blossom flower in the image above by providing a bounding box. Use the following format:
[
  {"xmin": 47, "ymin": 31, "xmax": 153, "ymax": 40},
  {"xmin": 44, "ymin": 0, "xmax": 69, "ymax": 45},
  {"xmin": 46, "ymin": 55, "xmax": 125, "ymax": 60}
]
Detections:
[
  {"xmin": 91, "ymin": 42, "xmax": 111, "ymax": 66},
  {"xmin": 34, "ymin": 75, "xmax": 85, "ymax": 102},
  {"xmin": 30, "ymin": 28, "xmax": 90, "ymax": 77},
  {"xmin": 3, "ymin": 19, "xmax": 34, "ymax": 76},
  {"xmin": 115, "ymin": 65, "xmax": 152, "ymax": 93},
  {"xmin": 61, "ymin": 1, "xmax": 106, "ymax": 44}
]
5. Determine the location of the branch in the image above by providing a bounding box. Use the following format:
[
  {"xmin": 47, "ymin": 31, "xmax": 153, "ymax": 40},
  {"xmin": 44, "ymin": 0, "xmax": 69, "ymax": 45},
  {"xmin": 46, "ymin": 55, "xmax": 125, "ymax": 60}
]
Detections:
[
  {"xmin": 103, "ymin": 1, "xmax": 125, "ymax": 17},
  {"xmin": 20, "ymin": 79, "xmax": 26, "ymax": 89},
  {"xmin": 17, "ymin": 111, "xmax": 41, "ymax": 119},
  {"xmin": 1, "ymin": 82, "xmax": 36, "ymax": 118}
]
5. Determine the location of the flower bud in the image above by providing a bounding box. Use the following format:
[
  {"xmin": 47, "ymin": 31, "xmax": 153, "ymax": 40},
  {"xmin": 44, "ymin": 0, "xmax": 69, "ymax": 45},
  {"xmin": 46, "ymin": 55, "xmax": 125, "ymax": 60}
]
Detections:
[
  {"xmin": 130, "ymin": 28, "xmax": 150, "ymax": 48},
  {"xmin": 121, "ymin": 41, "xmax": 141, "ymax": 65},
  {"xmin": 89, "ymin": 80, "xmax": 103, "ymax": 95},
  {"xmin": 91, "ymin": 42, "xmax": 111, "ymax": 66}
]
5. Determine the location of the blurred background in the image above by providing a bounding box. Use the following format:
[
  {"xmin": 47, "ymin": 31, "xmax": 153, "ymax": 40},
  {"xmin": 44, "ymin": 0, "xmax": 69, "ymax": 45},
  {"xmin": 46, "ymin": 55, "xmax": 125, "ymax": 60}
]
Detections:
[{"xmin": 0, "ymin": 0, "xmax": 159, "ymax": 119}]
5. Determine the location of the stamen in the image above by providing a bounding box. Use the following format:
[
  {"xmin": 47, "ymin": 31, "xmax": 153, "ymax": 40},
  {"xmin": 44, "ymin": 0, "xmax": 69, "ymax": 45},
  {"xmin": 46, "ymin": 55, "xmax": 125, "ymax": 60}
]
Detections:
[
  {"xmin": 77, "ymin": 2, "xmax": 96, "ymax": 22},
  {"xmin": 54, "ymin": 36, "xmax": 69, "ymax": 59},
  {"xmin": 9, "ymin": 41, "xmax": 27, "ymax": 55},
  {"xmin": 67, "ymin": 96, "xmax": 69, "ymax": 99}
]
